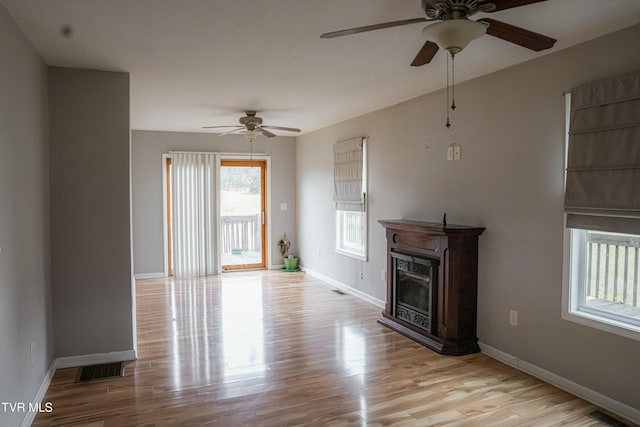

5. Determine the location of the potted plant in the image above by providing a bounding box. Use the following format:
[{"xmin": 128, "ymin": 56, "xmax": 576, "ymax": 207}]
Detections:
[{"xmin": 277, "ymin": 233, "xmax": 298, "ymax": 271}]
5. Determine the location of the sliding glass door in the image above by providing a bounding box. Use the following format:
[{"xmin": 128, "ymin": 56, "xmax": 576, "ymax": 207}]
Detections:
[{"xmin": 220, "ymin": 160, "xmax": 266, "ymax": 270}]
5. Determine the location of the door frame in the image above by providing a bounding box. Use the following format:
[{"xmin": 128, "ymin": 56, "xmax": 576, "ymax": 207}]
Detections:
[{"xmin": 220, "ymin": 158, "xmax": 267, "ymax": 270}]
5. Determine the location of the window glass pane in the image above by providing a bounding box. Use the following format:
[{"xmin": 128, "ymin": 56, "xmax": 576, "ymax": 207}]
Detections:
[
  {"xmin": 336, "ymin": 210, "xmax": 366, "ymax": 259},
  {"xmin": 578, "ymin": 230, "xmax": 640, "ymax": 326}
]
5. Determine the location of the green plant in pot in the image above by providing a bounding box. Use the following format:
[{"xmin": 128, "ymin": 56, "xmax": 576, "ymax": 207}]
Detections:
[{"xmin": 277, "ymin": 233, "xmax": 298, "ymax": 271}]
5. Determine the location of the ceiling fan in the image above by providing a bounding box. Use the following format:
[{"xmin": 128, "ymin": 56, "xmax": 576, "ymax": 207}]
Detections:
[
  {"xmin": 321, "ymin": 0, "xmax": 557, "ymax": 66},
  {"xmin": 203, "ymin": 111, "xmax": 301, "ymax": 141}
]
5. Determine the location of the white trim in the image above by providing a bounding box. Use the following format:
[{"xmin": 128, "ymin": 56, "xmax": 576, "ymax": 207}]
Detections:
[
  {"xmin": 561, "ymin": 309, "xmax": 640, "ymax": 342},
  {"xmin": 129, "ymin": 134, "xmax": 137, "ymax": 355},
  {"xmin": 162, "ymin": 153, "xmax": 170, "ymax": 277},
  {"xmin": 479, "ymin": 342, "xmax": 640, "ymax": 424},
  {"xmin": 269, "ymin": 264, "xmax": 285, "ymax": 270},
  {"xmin": 562, "ymin": 226, "xmax": 640, "ymax": 341},
  {"xmin": 54, "ymin": 349, "xmax": 136, "ymax": 369},
  {"xmin": 19, "ymin": 361, "xmax": 56, "ymax": 427},
  {"xmin": 266, "ymin": 157, "xmax": 272, "ymax": 269},
  {"xmin": 134, "ymin": 272, "xmax": 166, "ymax": 280},
  {"xmin": 302, "ymin": 267, "xmax": 386, "ymax": 309},
  {"xmin": 215, "ymin": 154, "xmax": 222, "ymax": 273},
  {"xmin": 170, "ymin": 150, "xmax": 266, "ymax": 156},
  {"xmin": 334, "ymin": 138, "xmax": 368, "ymax": 262}
]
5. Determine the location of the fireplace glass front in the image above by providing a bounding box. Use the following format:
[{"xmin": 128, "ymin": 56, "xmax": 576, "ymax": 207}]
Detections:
[{"xmin": 392, "ymin": 252, "xmax": 438, "ymax": 334}]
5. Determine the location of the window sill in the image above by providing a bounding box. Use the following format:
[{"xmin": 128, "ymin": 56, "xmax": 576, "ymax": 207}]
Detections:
[
  {"xmin": 562, "ymin": 308, "xmax": 640, "ymax": 342},
  {"xmin": 335, "ymin": 248, "xmax": 366, "ymax": 261}
]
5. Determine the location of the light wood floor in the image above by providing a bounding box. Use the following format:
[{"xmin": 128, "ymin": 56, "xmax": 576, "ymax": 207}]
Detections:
[{"xmin": 33, "ymin": 271, "xmax": 627, "ymax": 426}]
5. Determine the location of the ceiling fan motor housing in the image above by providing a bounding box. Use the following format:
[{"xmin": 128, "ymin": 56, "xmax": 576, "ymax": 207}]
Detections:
[
  {"xmin": 239, "ymin": 112, "xmax": 263, "ymax": 127},
  {"xmin": 422, "ymin": 0, "xmax": 495, "ymax": 20}
]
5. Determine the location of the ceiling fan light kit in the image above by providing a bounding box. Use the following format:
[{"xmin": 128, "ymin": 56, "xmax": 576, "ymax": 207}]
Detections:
[{"xmin": 422, "ymin": 19, "xmax": 488, "ymax": 55}]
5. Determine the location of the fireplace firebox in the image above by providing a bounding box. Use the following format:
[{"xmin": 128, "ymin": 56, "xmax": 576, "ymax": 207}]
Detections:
[
  {"xmin": 379, "ymin": 220, "xmax": 484, "ymax": 355},
  {"xmin": 392, "ymin": 253, "xmax": 438, "ymax": 335}
]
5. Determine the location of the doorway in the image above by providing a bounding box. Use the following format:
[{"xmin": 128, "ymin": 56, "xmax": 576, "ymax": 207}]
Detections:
[
  {"xmin": 164, "ymin": 155, "xmax": 268, "ymax": 276},
  {"xmin": 220, "ymin": 159, "xmax": 267, "ymax": 270}
]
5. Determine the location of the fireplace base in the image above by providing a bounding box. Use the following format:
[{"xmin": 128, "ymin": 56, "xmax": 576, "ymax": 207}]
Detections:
[{"xmin": 378, "ymin": 313, "xmax": 480, "ymax": 356}]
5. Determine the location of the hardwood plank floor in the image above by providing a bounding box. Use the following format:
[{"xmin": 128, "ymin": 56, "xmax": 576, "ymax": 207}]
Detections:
[{"xmin": 33, "ymin": 271, "xmax": 629, "ymax": 426}]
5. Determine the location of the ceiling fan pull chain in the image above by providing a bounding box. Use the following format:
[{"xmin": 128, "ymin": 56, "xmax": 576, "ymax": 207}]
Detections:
[
  {"xmin": 451, "ymin": 53, "xmax": 456, "ymax": 111},
  {"xmin": 446, "ymin": 53, "xmax": 451, "ymax": 129}
]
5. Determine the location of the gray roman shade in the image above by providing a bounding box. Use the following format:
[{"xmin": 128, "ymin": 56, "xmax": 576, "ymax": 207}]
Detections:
[
  {"xmin": 565, "ymin": 71, "xmax": 640, "ymax": 234},
  {"xmin": 334, "ymin": 137, "xmax": 365, "ymax": 211}
]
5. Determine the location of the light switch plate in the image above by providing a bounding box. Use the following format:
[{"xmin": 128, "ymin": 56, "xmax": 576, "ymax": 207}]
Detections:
[
  {"xmin": 280, "ymin": 203, "xmax": 288, "ymax": 211},
  {"xmin": 454, "ymin": 145, "xmax": 461, "ymax": 160}
]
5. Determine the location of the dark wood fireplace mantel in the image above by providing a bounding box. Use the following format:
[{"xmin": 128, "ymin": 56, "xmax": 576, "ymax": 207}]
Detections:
[{"xmin": 378, "ymin": 219, "xmax": 485, "ymax": 355}]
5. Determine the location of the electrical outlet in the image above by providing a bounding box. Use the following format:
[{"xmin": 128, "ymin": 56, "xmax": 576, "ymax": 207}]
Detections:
[
  {"xmin": 280, "ymin": 203, "xmax": 288, "ymax": 211},
  {"xmin": 381, "ymin": 269, "xmax": 386, "ymax": 282},
  {"xmin": 454, "ymin": 145, "xmax": 461, "ymax": 160},
  {"xmin": 509, "ymin": 310, "xmax": 518, "ymax": 326},
  {"xmin": 447, "ymin": 146, "xmax": 454, "ymax": 161},
  {"xmin": 30, "ymin": 341, "xmax": 35, "ymax": 364}
]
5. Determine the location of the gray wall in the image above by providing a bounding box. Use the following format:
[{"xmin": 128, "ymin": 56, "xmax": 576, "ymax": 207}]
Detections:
[
  {"xmin": 132, "ymin": 130, "xmax": 297, "ymax": 275},
  {"xmin": 296, "ymin": 24, "xmax": 640, "ymax": 410},
  {"xmin": 49, "ymin": 67, "xmax": 134, "ymax": 357},
  {"xmin": 0, "ymin": 6, "xmax": 53, "ymax": 427}
]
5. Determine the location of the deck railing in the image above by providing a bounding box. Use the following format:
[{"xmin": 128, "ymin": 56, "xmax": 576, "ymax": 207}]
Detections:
[
  {"xmin": 221, "ymin": 214, "xmax": 261, "ymax": 253},
  {"xmin": 587, "ymin": 232, "xmax": 640, "ymax": 308},
  {"xmin": 343, "ymin": 211, "xmax": 364, "ymax": 251}
]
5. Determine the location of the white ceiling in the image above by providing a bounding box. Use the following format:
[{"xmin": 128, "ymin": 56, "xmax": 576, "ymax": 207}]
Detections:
[{"xmin": 3, "ymin": 0, "xmax": 640, "ymax": 135}]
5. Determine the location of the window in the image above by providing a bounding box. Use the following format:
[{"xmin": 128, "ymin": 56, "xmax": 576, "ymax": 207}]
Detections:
[
  {"xmin": 562, "ymin": 72, "xmax": 640, "ymax": 340},
  {"xmin": 334, "ymin": 137, "xmax": 367, "ymax": 260},
  {"xmin": 336, "ymin": 209, "xmax": 366, "ymax": 258},
  {"xmin": 565, "ymin": 228, "xmax": 640, "ymax": 336}
]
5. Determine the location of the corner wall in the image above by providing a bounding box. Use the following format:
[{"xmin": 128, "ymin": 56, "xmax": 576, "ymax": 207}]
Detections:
[
  {"xmin": 131, "ymin": 130, "xmax": 297, "ymax": 275},
  {"xmin": 49, "ymin": 67, "xmax": 134, "ymax": 358},
  {"xmin": 296, "ymin": 24, "xmax": 640, "ymax": 411},
  {"xmin": 0, "ymin": 6, "xmax": 53, "ymax": 427}
]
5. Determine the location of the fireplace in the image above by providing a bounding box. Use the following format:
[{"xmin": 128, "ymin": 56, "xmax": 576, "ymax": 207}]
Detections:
[
  {"xmin": 379, "ymin": 219, "xmax": 484, "ymax": 355},
  {"xmin": 392, "ymin": 252, "xmax": 437, "ymax": 335}
]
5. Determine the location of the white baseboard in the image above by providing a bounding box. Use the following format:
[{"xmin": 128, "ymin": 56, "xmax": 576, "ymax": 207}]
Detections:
[
  {"xmin": 55, "ymin": 349, "xmax": 137, "ymax": 369},
  {"xmin": 134, "ymin": 272, "xmax": 165, "ymax": 280},
  {"xmin": 19, "ymin": 361, "xmax": 56, "ymax": 427},
  {"xmin": 479, "ymin": 342, "xmax": 640, "ymax": 424},
  {"xmin": 302, "ymin": 267, "xmax": 386, "ymax": 309}
]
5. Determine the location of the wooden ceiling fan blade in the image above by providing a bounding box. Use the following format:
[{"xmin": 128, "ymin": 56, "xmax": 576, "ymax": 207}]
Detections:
[
  {"xmin": 261, "ymin": 125, "xmax": 301, "ymax": 132},
  {"xmin": 481, "ymin": 0, "xmax": 548, "ymax": 12},
  {"xmin": 321, "ymin": 18, "xmax": 428, "ymax": 39},
  {"xmin": 411, "ymin": 41, "xmax": 439, "ymax": 67},
  {"xmin": 477, "ymin": 18, "xmax": 556, "ymax": 51},
  {"xmin": 259, "ymin": 127, "xmax": 276, "ymax": 138}
]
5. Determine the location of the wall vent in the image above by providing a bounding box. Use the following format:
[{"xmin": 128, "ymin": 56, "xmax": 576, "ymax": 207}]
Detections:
[{"xmin": 76, "ymin": 362, "xmax": 124, "ymax": 382}]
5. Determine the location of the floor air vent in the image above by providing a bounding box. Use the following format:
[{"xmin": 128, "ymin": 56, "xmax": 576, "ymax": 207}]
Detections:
[
  {"xmin": 332, "ymin": 289, "xmax": 346, "ymax": 295},
  {"xmin": 586, "ymin": 410, "xmax": 630, "ymax": 427},
  {"xmin": 76, "ymin": 362, "xmax": 124, "ymax": 382}
]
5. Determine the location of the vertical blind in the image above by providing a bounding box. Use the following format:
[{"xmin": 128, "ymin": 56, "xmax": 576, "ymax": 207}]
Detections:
[
  {"xmin": 334, "ymin": 137, "xmax": 365, "ymax": 211},
  {"xmin": 565, "ymin": 70, "xmax": 640, "ymax": 234},
  {"xmin": 171, "ymin": 152, "xmax": 219, "ymax": 277}
]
